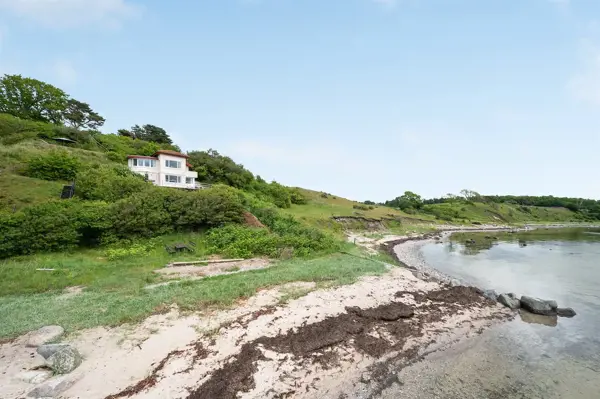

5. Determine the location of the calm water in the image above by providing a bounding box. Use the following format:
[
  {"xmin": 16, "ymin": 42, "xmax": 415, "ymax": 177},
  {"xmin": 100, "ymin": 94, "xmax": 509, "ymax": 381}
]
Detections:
[{"xmin": 409, "ymin": 228, "xmax": 600, "ymax": 398}]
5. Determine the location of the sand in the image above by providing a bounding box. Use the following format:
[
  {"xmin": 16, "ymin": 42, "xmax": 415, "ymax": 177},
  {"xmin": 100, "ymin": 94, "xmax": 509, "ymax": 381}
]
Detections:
[{"xmin": 1, "ymin": 232, "xmax": 513, "ymax": 399}]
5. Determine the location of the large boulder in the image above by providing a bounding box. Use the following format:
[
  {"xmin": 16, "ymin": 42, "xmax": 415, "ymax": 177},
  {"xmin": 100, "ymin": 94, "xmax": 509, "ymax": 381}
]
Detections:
[
  {"xmin": 557, "ymin": 307, "xmax": 577, "ymax": 318},
  {"xmin": 482, "ymin": 289, "xmax": 498, "ymax": 302},
  {"xmin": 26, "ymin": 326, "xmax": 64, "ymax": 348},
  {"xmin": 498, "ymin": 293, "xmax": 521, "ymax": 309},
  {"xmin": 520, "ymin": 296, "xmax": 558, "ymax": 316},
  {"xmin": 46, "ymin": 347, "xmax": 82, "ymax": 374},
  {"xmin": 37, "ymin": 344, "xmax": 71, "ymax": 360},
  {"xmin": 27, "ymin": 375, "xmax": 79, "ymax": 398}
]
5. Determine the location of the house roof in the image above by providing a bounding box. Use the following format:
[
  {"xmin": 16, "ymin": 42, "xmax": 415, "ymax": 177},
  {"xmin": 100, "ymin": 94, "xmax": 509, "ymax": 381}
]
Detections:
[
  {"xmin": 127, "ymin": 155, "xmax": 158, "ymax": 160},
  {"xmin": 186, "ymin": 162, "xmax": 193, "ymax": 168},
  {"xmin": 152, "ymin": 150, "xmax": 189, "ymax": 159}
]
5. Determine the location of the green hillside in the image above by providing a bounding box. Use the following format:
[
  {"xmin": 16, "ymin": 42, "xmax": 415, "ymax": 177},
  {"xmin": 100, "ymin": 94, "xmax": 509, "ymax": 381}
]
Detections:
[{"xmin": 0, "ymin": 72, "xmax": 597, "ymax": 339}]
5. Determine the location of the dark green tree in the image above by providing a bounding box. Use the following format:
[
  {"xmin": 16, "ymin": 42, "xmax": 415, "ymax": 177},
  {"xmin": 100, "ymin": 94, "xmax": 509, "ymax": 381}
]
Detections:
[
  {"xmin": 187, "ymin": 149, "xmax": 254, "ymax": 188},
  {"xmin": 130, "ymin": 124, "xmax": 172, "ymax": 144},
  {"xmin": 63, "ymin": 99, "xmax": 105, "ymax": 130},
  {"xmin": 386, "ymin": 191, "xmax": 423, "ymax": 210},
  {"xmin": 117, "ymin": 129, "xmax": 135, "ymax": 138},
  {"xmin": 0, "ymin": 74, "xmax": 68, "ymax": 124}
]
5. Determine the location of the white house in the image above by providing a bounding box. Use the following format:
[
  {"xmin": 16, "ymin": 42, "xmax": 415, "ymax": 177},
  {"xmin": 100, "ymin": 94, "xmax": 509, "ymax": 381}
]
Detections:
[{"xmin": 127, "ymin": 150, "xmax": 201, "ymax": 190}]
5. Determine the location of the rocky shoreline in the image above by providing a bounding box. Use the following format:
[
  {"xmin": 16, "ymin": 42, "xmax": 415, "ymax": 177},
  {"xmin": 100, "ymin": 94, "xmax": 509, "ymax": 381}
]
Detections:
[
  {"xmin": 387, "ymin": 229, "xmax": 578, "ymax": 318},
  {"xmin": 2, "ymin": 229, "xmax": 524, "ymax": 399}
]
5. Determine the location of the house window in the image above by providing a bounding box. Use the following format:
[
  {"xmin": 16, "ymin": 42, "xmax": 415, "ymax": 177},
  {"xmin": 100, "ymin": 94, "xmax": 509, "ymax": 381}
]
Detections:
[
  {"xmin": 133, "ymin": 159, "xmax": 156, "ymax": 167},
  {"xmin": 185, "ymin": 177, "xmax": 194, "ymax": 184},
  {"xmin": 165, "ymin": 160, "xmax": 181, "ymax": 168},
  {"xmin": 165, "ymin": 175, "xmax": 181, "ymax": 183}
]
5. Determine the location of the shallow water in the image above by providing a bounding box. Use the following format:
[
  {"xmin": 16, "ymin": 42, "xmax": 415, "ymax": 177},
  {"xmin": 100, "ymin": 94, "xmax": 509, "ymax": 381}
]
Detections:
[{"xmin": 390, "ymin": 228, "xmax": 600, "ymax": 398}]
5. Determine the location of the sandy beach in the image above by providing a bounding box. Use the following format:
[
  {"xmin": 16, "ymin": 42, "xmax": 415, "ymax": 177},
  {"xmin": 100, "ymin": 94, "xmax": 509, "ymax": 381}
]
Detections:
[{"xmin": 1, "ymin": 233, "xmax": 513, "ymax": 399}]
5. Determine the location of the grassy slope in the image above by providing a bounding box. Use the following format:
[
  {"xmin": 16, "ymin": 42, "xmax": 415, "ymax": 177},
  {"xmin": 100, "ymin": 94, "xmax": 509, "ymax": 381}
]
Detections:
[
  {"xmin": 285, "ymin": 189, "xmax": 582, "ymax": 233},
  {"xmin": 0, "ymin": 140, "xmax": 585, "ymax": 339},
  {"xmin": 0, "ymin": 251, "xmax": 387, "ymax": 338},
  {"xmin": 0, "ymin": 140, "xmax": 115, "ymax": 211}
]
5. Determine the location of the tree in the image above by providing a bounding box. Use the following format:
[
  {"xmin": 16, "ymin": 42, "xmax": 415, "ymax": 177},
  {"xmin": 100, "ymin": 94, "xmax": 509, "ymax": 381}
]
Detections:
[
  {"xmin": 187, "ymin": 149, "xmax": 254, "ymax": 188},
  {"xmin": 460, "ymin": 189, "xmax": 482, "ymax": 202},
  {"xmin": 117, "ymin": 129, "xmax": 135, "ymax": 138},
  {"xmin": 63, "ymin": 99, "xmax": 105, "ymax": 130},
  {"xmin": 385, "ymin": 191, "xmax": 423, "ymax": 210},
  {"xmin": 0, "ymin": 74, "xmax": 68, "ymax": 124},
  {"xmin": 130, "ymin": 124, "xmax": 172, "ymax": 144}
]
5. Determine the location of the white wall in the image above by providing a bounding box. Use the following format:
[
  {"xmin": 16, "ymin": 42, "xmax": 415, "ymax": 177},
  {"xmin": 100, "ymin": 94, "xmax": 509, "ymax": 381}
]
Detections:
[{"xmin": 128, "ymin": 155, "xmax": 198, "ymax": 189}]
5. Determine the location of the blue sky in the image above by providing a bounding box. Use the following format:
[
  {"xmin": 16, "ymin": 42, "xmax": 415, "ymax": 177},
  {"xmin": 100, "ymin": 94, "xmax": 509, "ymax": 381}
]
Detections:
[{"xmin": 0, "ymin": 0, "xmax": 598, "ymax": 202}]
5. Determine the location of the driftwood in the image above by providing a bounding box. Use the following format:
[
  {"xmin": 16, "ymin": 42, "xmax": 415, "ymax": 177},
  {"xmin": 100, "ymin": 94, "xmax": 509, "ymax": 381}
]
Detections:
[{"xmin": 167, "ymin": 258, "xmax": 245, "ymax": 267}]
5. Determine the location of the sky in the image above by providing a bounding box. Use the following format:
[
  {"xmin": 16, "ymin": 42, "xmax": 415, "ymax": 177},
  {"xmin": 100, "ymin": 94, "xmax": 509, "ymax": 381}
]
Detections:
[{"xmin": 0, "ymin": 0, "xmax": 599, "ymax": 202}]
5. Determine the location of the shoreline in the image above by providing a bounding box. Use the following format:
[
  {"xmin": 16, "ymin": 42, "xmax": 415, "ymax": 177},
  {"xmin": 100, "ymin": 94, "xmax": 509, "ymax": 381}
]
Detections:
[
  {"xmin": 1, "ymin": 250, "xmax": 512, "ymax": 399},
  {"xmin": 1, "ymin": 225, "xmax": 533, "ymax": 399}
]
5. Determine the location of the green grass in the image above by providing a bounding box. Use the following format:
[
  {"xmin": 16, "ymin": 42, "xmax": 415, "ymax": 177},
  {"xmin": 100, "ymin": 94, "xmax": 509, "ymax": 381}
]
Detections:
[
  {"xmin": 0, "ymin": 140, "xmax": 117, "ymax": 210},
  {"xmin": 0, "ymin": 173, "xmax": 64, "ymax": 211},
  {"xmin": 420, "ymin": 202, "xmax": 582, "ymax": 225},
  {"xmin": 0, "ymin": 233, "xmax": 210, "ymax": 296},
  {"xmin": 284, "ymin": 188, "xmax": 437, "ymax": 234},
  {"xmin": 0, "ymin": 252, "xmax": 387, "ymax": 339}
]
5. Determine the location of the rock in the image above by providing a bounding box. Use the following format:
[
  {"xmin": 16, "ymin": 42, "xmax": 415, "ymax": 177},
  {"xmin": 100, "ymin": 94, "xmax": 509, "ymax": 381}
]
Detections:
[
  {"xmin": 557, "ymin": 307, "xmax": 577, "ymax": 318},
  {"xmin": 16, "ymin": 370, "xmax": 53, "ymax": 384},
  {"xmin": 520, "ymin": 296, "xmax": 558, "ymax": 316},
  {"xmin": 28, "ymin": 375, "xmax": 79, "ymax": 398},
  {"xmin": 46, "ymin": 347, "xmax": 82, "ymax": 374},
  {"xmin": 498, "ymin": 293, "xmax": 521, "ymax": 309},
  {"xmin": 26, "ymin": 326, "xmax": 65, "ymax": 348},
  {"xmin": 483, "ymin": 289, "xmax": 498, "ymax": 301},
  {"xmin": 37, "ymin": 344, "xmax": 71, "ymax": 360}
]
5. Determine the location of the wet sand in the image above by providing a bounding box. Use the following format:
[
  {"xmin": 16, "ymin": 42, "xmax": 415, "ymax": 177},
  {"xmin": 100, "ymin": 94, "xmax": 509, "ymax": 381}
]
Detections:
[{"xmin": 382, "ymin": 231, "xmax": 600, "ymax": 399}]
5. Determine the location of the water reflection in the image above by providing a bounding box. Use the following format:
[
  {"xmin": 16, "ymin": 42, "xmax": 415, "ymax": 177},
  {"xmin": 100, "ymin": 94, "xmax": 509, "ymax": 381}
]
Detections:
[
  {"xmin": 519, "ymin": 310, "xmax": 557, "ymax": 327},
  {"xmin": 414, "ymin": 229, "xmax": 600, "ymax": 398},
  {"xmin": 449, "ymin": 227, "xmax": 600, "ymax": 256}
]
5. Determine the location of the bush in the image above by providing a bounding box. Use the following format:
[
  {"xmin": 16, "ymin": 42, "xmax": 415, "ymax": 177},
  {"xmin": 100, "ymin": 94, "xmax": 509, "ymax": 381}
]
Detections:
[
  {"xmin": 241, "ymin": 193, "xmax": 339, "ymax": 257},
  {"xmin": 289, "ymin": 188, "xmax": 308, "ymax": 205},
  {"xmin": 76, "ymin": 164, "xmax": 150, "ymax": 202},
  {"xmin": 25, "ymin": 149, "xmax": 80, "ymax": 181},
  {"xmin": 106, "ymin": 241, "xmax": 157, "ymax": 260},
  {"xmin": 206, "ymin": 222, "xmax": 339, "ymax": 259},
  {"xmin": 0, "ymin": 185, "xmax": 246, "ymax": 258},
  {"xmin": 353, "ymin": 204, "xmax": 370, "ymax": 211},
  {"xmin": 105, "ymin": 185, "xmax": 245, "ymax": 242},
  {"xmin": 0, "ymin": 200, "xmax": 110, "ymax": 258}
]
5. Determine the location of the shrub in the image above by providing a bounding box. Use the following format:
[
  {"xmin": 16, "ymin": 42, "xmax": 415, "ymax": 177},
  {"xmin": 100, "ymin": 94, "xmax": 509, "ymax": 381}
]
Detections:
[
  {"xmin": 353, "ymin": 204, "xmax": 370, "ymax": 211},
  {"xmin": 76, "ymin": 164, "xmax": 149, "ymax": 202},
  {"xmin": 205, "ymin": 222, "xmax": 338, "ymax": 259},
  {"xmin": 25, "ymin": 149, "xmax": 80, "ymax": 181},
  {"xmin": 0, "ymin": 185, "xmax": 246, "ymax": 258},
  {"xmin": 289, "ymin": 188, "xmax": 308, "ymax": 205},
  {"xmin": 0, "ymin": 200, "xmax": 110, "ymax": 258},
  {"xmin": 106, "ymin": 241, "xmax": 157, "ymax": 260},
  {"xmin": 165, "ymin": 184, "xmax": 246, "ymax": 229}
]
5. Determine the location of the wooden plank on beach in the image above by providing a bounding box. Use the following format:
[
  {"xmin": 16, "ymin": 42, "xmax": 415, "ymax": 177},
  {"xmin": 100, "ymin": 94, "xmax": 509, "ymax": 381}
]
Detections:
[{"xmin": 168, "ymin": 258, "xmax": 245, "ymax": 267}]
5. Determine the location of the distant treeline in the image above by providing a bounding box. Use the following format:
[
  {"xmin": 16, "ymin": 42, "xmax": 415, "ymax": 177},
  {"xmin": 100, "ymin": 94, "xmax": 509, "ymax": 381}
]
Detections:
[{"xmin": 422, "ymin": 195, "xmax": 600, "ymax": 220}]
